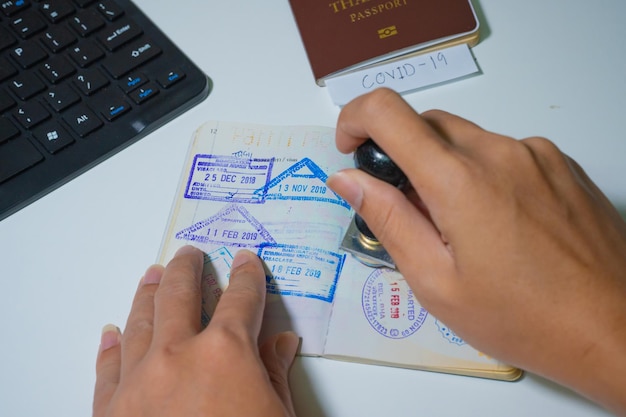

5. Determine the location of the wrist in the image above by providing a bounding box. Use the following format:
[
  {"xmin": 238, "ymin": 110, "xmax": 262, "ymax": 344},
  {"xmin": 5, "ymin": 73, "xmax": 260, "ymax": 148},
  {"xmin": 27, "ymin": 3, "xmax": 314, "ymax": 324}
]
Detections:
[{"xmin": 547, "ymin": 291, "xmax": 626, "ymax": 414}]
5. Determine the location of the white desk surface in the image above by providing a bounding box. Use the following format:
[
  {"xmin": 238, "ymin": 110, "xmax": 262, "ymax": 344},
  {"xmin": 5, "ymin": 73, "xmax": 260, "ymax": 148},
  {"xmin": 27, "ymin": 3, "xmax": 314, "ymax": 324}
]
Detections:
[{"xmin": 1, "ymin": 1, "xmax": 624, "ymax": 416}]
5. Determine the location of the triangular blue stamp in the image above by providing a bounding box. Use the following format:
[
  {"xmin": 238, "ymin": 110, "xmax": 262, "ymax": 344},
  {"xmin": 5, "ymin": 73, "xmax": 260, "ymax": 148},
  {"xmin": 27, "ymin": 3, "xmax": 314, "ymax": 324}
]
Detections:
[
  {"xmin": 254, "ymin": 158, "xmax": 349, "ymax": 209},
  {"xmin": 175, "ymin": 203, "xmax": 276, "ymax": 248}
]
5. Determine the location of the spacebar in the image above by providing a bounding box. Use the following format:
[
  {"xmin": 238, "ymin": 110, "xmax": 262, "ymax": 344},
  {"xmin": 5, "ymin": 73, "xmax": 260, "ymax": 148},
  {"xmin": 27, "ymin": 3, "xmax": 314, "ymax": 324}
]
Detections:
[{"xmin": 0, "ymin": 139, "xmax": 43, "ymax": 183}]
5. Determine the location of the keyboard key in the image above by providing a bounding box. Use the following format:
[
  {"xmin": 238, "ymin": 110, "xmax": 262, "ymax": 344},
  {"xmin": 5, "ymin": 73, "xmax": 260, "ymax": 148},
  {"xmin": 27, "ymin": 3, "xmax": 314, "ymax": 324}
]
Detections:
[
  {"xmin": 73, "ymin": 67, "xmax": 108, "ymax": 95},
  {"xmin": 40, "ymin": 55, "xmax": 76, "ymax": 84},
  {"xmin": 41, "ymin": 25, "xmax": 77, "ymax": 52},
  {"xmin": 93, "ymin": 90, "xmax": 131, "ymax": 120},
  {"xmin": 10, "ymin": 42, "xmax": 48, "ymax": 68},
  {"xmin": 0, "ymin": 116, "xmax": 20, "ymax": 143},
  {"xmin": 69, "ymin": 9, "xmax": 105, "ymax": 37},
  {"xmin": 0, "ymin": 138, "xmax": 43, "ymax": 184},
  {"xmin": 0, "ymin": 0, "xmax": 30, "ymax": 17},
  {"xmin": 103, "ymin": 37, "xmax": 161, "ymax": 78},
  {"xmin": 10, "ymin": 10, "xmax": 47, "ymax": 39},
  {"xmin": 8, "ymin": 71, "xmax": 46, "ymax": 100},
  {"xmin": 157, "ymin": 68, "xmax": 185, "ymax": 89},
  {"xmin": 97, "ymin": 17, "xmax": 142, "ymax": 51},
  {"xmin": 68, "ymin": 40, "xmax": 104, "ymax": 67},
  {"xmin": 32, "ymin": 122, "xmax": 74, "ymax": 153},
  {"xmin": 119, "ymin": 71, "xmax": 147, "ymax": 92},
  {"xmin": 95, "ymin": 0, "xmax": 124, "ymax": 21},
  {"xmin": 127, "ymin": 81, "xmax": 158, "ymax": 104},
  {"xmin": 39, "ymin": 0, "xmax": 76, "ymax": 23},
  {"xmin": 44, "ymin": 84, "xmax": 80, "ymax": 112},
  {"xmin": 13, "ymin": 101, "xmax": 50, "ymax": 129},
  {"xmin": 63, "ymin": 104, "xmax": 102, "ymax": 136}
]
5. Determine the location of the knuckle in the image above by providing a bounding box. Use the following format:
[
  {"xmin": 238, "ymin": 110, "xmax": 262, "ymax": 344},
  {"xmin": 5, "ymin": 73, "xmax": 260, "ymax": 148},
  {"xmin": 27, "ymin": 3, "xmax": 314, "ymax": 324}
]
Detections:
[
  {"xmin": 226, "ymin": 280, "xmax": 265, "ymax": 307},
  {"xmin": 361, "ymin": 87, "xmax": 400, "ymax": 117},
  {"xmin": 266, "ymin": 366, "xmax": 288, "ymax": 390},
  {"xmin": 134, "ymin": 284, "xmax": 157, "ymax": 305},
  {"xmin": 521, "ymin": 135, "xmax": 561, "ymax": 155},
  {"xmin": 124, "ymin": 316, "xmax": 154, "ymax": 339},
  {"xmin": 95, "ymin": 351, "xmax": 121, "ymax": 374},
  {"xmin": 230, "ymin": 261, "xmax": 265, "ymax": 287},
  {"xmin": 520, "ymin": 136, "xmax": 569, "ymax": 168},
  {"xmin": 166, "ymin": 255, "xmax": 203, "ymax": 283},
  {"xmin": 420, "ymin": 109, "xmax": 450, "ymax": 120},
  {"xmin": 208, "ymin": 321, "xmax": 251, "ymax": 349},
  {"xmin": 155, "ymin": 277, "xmax": 200, "ymax": 303}
]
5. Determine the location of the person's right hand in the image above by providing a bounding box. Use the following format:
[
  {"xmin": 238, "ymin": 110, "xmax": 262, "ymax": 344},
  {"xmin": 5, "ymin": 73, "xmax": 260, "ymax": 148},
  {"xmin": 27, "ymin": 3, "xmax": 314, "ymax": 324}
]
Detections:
[{"xmin": 327, "ymin": 88, "xmax": 626, "ymax": 414}]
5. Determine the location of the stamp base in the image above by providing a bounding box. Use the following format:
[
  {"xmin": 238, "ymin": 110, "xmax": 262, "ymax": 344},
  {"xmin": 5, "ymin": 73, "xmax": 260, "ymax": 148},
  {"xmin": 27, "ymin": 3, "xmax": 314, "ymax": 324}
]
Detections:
[{"xmin": 340, "ymin": 217, "xmax": 395, "ymax": 269}]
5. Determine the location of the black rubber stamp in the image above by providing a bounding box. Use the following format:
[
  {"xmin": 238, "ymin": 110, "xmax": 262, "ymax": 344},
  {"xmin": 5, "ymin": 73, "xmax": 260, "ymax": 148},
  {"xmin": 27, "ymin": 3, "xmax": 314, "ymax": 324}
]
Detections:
[{"xmin": 340, "ymin": 139, "xmax": 407, "ymax": 268}]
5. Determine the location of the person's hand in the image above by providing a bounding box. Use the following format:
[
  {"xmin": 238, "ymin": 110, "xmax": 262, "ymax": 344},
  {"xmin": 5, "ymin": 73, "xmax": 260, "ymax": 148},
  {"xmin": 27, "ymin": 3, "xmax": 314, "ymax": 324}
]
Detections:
[
  {"xmin": 327, "ymin": 88, "xmax": 626, "ymax": 414},
  {"xmin": 93, "ymin": 246, "xmax": 299, "ymax": 417}
]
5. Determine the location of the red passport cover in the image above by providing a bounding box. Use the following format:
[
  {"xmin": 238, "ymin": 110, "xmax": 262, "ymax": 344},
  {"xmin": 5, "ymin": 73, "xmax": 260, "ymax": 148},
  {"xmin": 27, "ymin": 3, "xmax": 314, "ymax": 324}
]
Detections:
[{"xmin": 288, "ymin": 0, "xmax": 480, "ymax": 84}]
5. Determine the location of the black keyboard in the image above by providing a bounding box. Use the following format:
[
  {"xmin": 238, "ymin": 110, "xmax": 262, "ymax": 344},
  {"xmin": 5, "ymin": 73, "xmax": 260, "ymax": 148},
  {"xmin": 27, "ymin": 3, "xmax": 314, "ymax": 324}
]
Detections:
[{"xmin": 0, "ymin": 0, "xmax": 210, "ymax": 221}]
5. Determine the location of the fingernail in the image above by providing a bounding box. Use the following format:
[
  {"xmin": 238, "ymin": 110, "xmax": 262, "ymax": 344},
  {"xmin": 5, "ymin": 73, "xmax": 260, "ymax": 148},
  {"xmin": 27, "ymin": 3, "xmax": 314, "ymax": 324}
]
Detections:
[
  {"xmin": 230, "ymin": 250, "xmax": 255, "ymax": 270},
  {"xmin": 175, "ymin": 245, "xmax": 199, "ymax": 257},
  {"xmin": 141, "ymin": 264, "xmax": 163, "ymax": 285},
  {"xmin": 99, "ymin": 324, "xmax": 121, "ymax": 353},
  {"xmin": 275, "ymin": 331, "xmax": 300, "ymax": 368},
  {"xmin": 327, "ymin": 170, "xmax": 363, "ymax": 211}
]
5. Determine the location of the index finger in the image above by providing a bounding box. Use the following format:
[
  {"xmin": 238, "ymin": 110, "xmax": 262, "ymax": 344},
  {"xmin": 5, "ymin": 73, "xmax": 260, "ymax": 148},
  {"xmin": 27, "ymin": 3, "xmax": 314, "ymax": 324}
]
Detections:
[
  {"xmin": 336, "ymin": 89, "xmax": 472, "ymax": 197},
  {"xmin": 206, "ymin": 250, "xmax": 267, "ymax": 343},
  {"xmin": 336, "ymin": 88, "xmax": 449, "ymax": 157}
]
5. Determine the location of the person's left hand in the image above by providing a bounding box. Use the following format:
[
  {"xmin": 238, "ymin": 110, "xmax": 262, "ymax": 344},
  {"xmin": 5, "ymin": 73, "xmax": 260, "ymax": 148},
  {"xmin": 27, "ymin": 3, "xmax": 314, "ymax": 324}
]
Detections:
[{"xmin": 93, "ymin": 246, "xmax": 299, "ymax": 417}]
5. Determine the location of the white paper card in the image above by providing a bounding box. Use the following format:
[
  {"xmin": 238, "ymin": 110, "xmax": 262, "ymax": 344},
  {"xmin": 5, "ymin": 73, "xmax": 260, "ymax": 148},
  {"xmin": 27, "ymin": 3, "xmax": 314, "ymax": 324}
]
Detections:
[{"xmin": 325, "ymin": 43, "xmax": 479, "ymax": 106}]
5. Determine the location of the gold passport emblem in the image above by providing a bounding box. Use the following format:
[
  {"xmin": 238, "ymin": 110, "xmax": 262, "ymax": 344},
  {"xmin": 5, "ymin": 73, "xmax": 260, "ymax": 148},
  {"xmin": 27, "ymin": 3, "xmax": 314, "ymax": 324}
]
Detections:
[{"xmin": 377, "ymin": 25, "xmax": 398, "ymax": 39}]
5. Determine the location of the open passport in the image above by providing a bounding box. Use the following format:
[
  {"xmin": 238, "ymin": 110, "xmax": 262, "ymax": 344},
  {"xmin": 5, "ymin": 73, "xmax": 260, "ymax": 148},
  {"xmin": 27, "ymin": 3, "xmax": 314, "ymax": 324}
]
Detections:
[{"xmin": 157, "ymin": 121, "xmax": 522, "ymax": 381}]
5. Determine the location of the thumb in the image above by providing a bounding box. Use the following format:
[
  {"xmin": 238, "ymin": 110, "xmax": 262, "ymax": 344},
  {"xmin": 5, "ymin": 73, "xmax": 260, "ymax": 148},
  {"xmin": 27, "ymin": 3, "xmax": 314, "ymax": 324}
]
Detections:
[
  {"xmin": 327, "ymin": 169, "xmax": 447, "ymax": 267},
  {"xmin": 259, "ymin": 331, "xmax": 300, "ymax": 416},
  {"xmin": 327, "ymin": 169, "xmax": 455, "ymax": 304}
]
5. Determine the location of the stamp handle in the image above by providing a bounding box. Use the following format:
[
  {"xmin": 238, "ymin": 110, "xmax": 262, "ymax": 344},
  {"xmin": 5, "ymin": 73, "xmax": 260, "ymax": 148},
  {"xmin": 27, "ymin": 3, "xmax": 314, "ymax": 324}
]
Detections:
[{"xmin": 353, "ymin": 139, "xmax": 407, "ymax": 239}]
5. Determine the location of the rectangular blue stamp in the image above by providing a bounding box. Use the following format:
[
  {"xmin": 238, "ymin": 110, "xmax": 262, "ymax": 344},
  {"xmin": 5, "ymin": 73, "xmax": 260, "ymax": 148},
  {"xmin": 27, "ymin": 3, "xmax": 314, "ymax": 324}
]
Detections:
[
  {"xmin": 259, "ymin": 244, "xmax": 344, "ymax": 303},
  {"xmin": 184, "ymin": 154, "xmax": 274, "ymax": 203}
]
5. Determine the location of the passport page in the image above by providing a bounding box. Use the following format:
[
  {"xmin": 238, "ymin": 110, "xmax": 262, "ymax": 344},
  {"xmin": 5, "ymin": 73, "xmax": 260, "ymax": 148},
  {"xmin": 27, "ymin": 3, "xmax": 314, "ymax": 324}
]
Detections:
[
  {"xmin": 158, "ymin": 121, "xmax": 354, "ymax": 355},
  {"xmin": 323, "ymin": 263, "xmax": 522, "ymax": 380}
]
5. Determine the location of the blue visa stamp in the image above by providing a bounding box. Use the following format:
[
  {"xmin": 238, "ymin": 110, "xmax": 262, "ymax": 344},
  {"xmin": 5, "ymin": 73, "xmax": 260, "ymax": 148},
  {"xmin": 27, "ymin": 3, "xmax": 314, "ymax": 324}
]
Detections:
[
  {"xmin": 259, "ymin": 244, "xmax": 344, "ymax": 303},
  {"xmin": 435, "ymin": 319, "xmax": 466, "ymax": 346},
  {"xmin": 362, "ymin": 268, "xmax": 428, "ymax": 339},
  {"xmin": 175, "ymin": 203, "xmax": 276, "ymax": 248},
  {"xmin": 184, "ymin": 154, "xmax": 274, "ymax": 203},
  {"xmin": 255, "ymin": 158, "xmax": 350, "ymax": 209}
]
